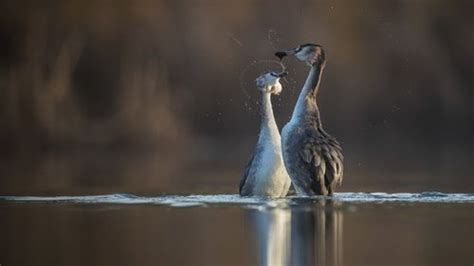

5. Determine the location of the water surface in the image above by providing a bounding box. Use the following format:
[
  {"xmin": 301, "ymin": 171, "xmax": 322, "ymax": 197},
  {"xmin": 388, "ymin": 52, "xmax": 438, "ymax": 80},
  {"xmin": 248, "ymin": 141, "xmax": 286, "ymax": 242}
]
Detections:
[{"xmin": 1, "ymin": 192, "xmax": 473, "ymax": 266}]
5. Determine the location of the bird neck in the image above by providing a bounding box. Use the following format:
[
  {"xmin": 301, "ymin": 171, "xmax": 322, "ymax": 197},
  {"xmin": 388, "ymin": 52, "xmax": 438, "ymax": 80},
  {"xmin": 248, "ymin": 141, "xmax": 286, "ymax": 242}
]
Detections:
[
  {"xmin": 259, "ymin": 92, "xmax": 280, "ymax": 141},
  {"xmin": 291, "ymin": 61, "xmax": 325, "ymax": 128}
]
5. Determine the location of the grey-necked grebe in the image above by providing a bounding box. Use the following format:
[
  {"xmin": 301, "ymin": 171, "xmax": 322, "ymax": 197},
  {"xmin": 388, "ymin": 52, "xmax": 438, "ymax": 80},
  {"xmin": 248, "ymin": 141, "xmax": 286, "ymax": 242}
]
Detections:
[{"xmin": 276, "ymin": 44, "xmax": 343, "ymax": 196}]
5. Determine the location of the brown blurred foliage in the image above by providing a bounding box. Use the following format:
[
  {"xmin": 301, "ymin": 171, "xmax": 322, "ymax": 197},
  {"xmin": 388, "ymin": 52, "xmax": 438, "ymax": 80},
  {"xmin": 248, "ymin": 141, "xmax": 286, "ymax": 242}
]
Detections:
[{"xmin": 0, "ymin": 0, "xmax": 472, "ymax": 193}]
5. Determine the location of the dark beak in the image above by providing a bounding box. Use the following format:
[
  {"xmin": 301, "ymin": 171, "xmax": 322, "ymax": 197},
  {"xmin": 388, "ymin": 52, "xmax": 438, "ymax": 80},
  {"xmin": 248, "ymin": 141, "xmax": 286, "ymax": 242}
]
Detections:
[
  {"xmin": 275, "ymin": 48, "xmax": 297, "ymax": 60},
  {"xmin": 275, "ymin": 51, "xmax": 288, "ymax": 60},
  {"xmin": 277, "ymin": 71, "xmax": 288, "ymax": 78}
]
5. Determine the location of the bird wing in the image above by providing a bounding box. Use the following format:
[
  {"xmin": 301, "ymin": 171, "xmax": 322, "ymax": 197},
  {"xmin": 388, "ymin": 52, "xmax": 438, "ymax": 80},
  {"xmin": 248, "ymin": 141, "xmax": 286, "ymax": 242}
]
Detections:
[
  {"xmin": 326, "ymin": 136, "xmax": 344, "ymax": 185},
  {"xmin": 239, "ymin": 151, "xmax": 257, "ymax": 195},
  {"xmin": 298, "ymin": 130, "xmax": 344, "ymax": 193}
]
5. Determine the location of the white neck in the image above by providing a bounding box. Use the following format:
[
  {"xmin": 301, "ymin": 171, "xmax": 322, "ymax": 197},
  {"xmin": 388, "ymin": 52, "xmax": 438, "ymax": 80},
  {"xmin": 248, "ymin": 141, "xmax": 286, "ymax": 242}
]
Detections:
[{"xmin": 259, "ymin": 92, "xmax": 280, "ymax": 142}]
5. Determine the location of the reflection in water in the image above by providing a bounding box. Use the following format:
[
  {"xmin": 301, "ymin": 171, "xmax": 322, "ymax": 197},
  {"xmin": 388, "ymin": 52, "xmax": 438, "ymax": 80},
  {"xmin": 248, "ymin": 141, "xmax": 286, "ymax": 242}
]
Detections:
[
  {"xmin": 249, "ymin": 200, "xmax": 343, "ymax": 266},
  {"xmin": 253, "ymin": 206, "xmax": 292, "ymax": 266}
]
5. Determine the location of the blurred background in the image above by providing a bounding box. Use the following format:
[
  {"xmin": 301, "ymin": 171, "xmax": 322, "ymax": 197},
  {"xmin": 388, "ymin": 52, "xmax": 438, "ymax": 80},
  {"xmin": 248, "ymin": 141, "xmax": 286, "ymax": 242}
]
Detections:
[{"xmin": 0, "ymin": 0, "xmax": 472, "ymax": 195}]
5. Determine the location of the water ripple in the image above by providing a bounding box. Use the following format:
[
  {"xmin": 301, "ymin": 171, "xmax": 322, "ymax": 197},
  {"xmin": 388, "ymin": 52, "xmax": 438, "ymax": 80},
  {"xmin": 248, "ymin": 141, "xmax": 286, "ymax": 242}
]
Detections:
[{"xmin": 1, "ymin": 192, "xmax": 473, "ymax": 207}]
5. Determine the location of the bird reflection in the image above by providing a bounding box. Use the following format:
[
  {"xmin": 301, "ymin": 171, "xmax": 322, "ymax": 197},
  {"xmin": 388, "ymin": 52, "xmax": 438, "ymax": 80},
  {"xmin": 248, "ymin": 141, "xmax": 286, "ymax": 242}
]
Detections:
[{"xmin": 248, "ymin": 199, "xmax": 343, "ymax": 266}]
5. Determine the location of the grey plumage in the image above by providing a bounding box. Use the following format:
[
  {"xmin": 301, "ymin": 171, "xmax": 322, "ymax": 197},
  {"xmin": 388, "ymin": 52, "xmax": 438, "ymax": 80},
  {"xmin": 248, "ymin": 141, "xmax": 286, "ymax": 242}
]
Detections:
[
  {"xmin": 239, "ymin": 144, "xmax": 261, "ymax": 196},
  {"xmin": 283, "ymin": 119, "xmax": 343, "ymax": 196},
  {"xmin": 279, "ymin": 44, "xmax": 344, "ymax": 196}
]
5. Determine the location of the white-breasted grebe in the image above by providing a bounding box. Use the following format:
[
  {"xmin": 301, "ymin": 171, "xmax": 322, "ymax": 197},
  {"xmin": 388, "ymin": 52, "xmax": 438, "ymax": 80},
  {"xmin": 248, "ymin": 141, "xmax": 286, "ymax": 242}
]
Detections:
[
  {"xmin": 239, "ymin": 71, "xmax": 292, "ymax": 197},
  {"xmin": 276, "ymin": 44, "xmax": 344, "ymax": 196}
]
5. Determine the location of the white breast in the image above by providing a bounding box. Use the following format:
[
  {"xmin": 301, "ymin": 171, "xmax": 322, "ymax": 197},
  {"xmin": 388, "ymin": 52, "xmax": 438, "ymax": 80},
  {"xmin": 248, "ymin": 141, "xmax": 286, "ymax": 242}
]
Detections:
[{"xmin": 251, "ymin": 128, "xmax": 291, "ymax": 197}]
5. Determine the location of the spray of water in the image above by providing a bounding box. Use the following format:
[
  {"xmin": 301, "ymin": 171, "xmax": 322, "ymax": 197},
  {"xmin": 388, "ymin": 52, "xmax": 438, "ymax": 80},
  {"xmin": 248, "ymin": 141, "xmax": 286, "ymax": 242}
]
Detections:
[
  {"xmin": 239, "ymin": 59, "xmax": 285, "ymax": 110},
  {"xmin": 267, "ymin": 29, "xmax": 280, "ymax": 51},
  {"xmin": 238, "ymin": 29, "xmax": 300, "ymax": 112},
  {"xmin": 239, "ymin": 59, "xmax": 300, "ymax": 112}
]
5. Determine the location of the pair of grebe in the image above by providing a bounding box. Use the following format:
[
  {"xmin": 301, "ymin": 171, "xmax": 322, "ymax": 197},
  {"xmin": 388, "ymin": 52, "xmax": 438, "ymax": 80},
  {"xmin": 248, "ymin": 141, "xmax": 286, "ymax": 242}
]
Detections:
[{"xmin": 239, "ymin": 44, "xmax": 344, "ymax": 197}]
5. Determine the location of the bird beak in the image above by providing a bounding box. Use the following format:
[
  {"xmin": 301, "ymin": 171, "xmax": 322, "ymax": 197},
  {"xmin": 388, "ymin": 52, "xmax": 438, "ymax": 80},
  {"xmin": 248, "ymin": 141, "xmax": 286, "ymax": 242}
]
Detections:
[
  {"xmin": 277, "ymin": 71, "xmax": 288, "ymax": 78},
  {"xmin": 275, "ymin": 48, "xmax": 298, "ymax": 60}
]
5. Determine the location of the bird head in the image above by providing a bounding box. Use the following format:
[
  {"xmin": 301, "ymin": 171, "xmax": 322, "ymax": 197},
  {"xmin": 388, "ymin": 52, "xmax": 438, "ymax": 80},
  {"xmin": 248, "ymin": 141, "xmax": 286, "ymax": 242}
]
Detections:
[
  {"xmin": 255, "ymin": 71, "xmax": 287, "ymax": 95},
  {"xmin": 275, "ymin": 43, "xmax": 325, "ymax": 66}
]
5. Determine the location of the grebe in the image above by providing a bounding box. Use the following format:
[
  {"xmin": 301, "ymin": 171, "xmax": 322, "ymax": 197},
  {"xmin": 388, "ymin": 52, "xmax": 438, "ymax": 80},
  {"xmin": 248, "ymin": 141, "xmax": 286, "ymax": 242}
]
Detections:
[
  {"xmin": 239, "ymin": 71, "xmax": 292, "ymax": 197},
  {"xmin": 276, "ymin": 44, "xmax": 343, "ymax": 196}
]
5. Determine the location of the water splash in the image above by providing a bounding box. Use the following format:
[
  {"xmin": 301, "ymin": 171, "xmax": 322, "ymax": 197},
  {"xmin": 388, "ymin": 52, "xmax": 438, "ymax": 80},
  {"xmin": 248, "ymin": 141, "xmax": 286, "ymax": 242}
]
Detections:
[
  {"xmin": 1, "ymin": 192, "xmax": 473, "ymax": 208},
  {"xmin": 267, "ymin": 29, "xmax": 281, "ymax": 51},
  {"xmin": 239, "ymin": 59, "xmax": 286, "ymax": 110},
  {"xmin": 237, "ymin": 29, "xmax": 301, "ymax": 111},
  {"xmin": 239, "ymin": 59, "xmax": 300, "ymax": 111}
]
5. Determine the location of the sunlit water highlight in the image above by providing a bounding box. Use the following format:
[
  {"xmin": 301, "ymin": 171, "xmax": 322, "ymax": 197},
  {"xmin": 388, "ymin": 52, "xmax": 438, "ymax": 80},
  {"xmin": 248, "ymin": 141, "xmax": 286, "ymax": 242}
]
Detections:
[{"xmin": 1, "ymin": 192, "xmax": 473, "ymax": 207}]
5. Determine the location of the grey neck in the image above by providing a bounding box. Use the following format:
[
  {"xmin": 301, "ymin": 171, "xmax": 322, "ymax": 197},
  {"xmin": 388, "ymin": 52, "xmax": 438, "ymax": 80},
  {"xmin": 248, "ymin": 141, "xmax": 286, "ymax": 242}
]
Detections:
[{"xmin": 290, "ymin": 61, "xmax": 325, "ymax": 128}]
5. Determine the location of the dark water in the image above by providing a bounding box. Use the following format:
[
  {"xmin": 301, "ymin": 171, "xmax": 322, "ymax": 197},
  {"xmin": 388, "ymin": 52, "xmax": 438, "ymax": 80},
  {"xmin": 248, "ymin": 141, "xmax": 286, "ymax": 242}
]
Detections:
[{"xmin": 1, "ymin": 193, "xmax": 473, "ymax": 266}]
